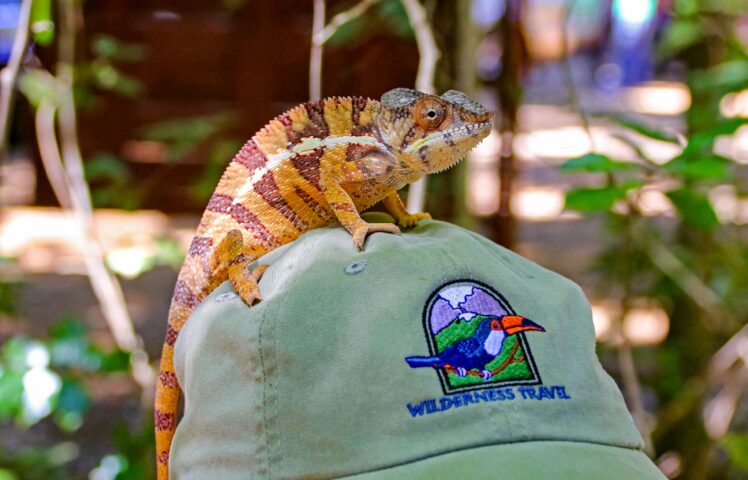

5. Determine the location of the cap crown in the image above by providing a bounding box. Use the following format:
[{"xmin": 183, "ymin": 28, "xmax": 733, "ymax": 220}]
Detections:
[{"xmin": 171, "ymin": 220, "xmax": 644, "ymax": 479}]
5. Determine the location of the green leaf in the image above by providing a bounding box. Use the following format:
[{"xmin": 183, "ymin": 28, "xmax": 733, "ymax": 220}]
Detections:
[
  {"xmin": 561, "ymin": 153, "xmax": 633, "ymax": 173},
  {"xmin": 659, "ymin": 19, "xmax": 703, "ymax": 55},
  {"xmin": 607, "ymin": 114, "xmax": 681, "ymax": 143},
  {"xmin": 0, "ymin": 469, "xmax": 19, "ymax": 480},
  {"xmin": 2, "ymin": 337, "xmax": 33, "ymax": 372},
  {"xmin": 690, "ymin": 60, "xmax": 748, "ymax": 91},
  {"xmin": 0, "ymin": 371, "xmax": 24, "ymax": 419},
  {"xmin": 724, "ymin": 434, "xmax": 748, "ymax": 472},
  {"xmin": 100, "ymin": 349, "xmax": 130, "ymax": 373},
  {"xmin": 49, "ymin": 318, "xmax": 103, "ymax": 371},
  {"xmin": 565, "ymin": 186, "xmax": 627, "ymax": 213},
  {"xmin": 664, "ymin": 155, "xmax": 732, "ymax": 181},
  {"xmin": 30, "ymin": 0, "xmax": 54, "ymax": 46},
  {"xmin": 54, "ymin": 381, "xmax": 90, "ymax": 431},
  {"xmin": 666, "ymin": 188, "xmax": 719, "ymax": 229},
  {"xmin": 90, "ymin": 62, "xmax": 142, "ymax": 97},
  {"xmin": 85, "ymin": 154, "xmax": 131, "ymax": 182},
  {"xmin": 685, "ymin": 118, "xmax": 748, "ymax": 154},
  {"xmin": 92, "ymin": 35, "xmax": 147, "ymax": 62},
  {"xmin": 700, "ymin": 117, "xmax": 748, "ymax": 137},
  {"xmin": 154, "ymin": 238, "xmax": 186, "ymax": 270}
]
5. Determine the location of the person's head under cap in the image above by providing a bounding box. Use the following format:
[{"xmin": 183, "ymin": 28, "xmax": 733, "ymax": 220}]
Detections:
[{"xmin": 168, "ymin": 215, "xmax": 666, "ymax": 479}]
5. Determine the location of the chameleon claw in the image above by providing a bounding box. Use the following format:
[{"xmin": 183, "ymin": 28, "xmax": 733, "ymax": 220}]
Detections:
[
  {"xmin": 231, "ymin": 264, "xmax": 268, "ymax": 306},
  {"xmin": 396, "ymin": 212, "xmax": 431, "ymax": 229},
  {"xmin": 352, "ymin": 222, "xmax": 401, "ymax": 250}
]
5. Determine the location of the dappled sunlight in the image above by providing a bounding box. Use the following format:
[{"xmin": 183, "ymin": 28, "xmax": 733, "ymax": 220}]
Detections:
[
  {"xmin": 623, "ymin": 307, "xmax": 670, "ymax": 346},
  {"xmin": 0, "ymin": 207, "xmax": 195, "ymax": 273},
  {"xmin": 512, "ymin": 186, "xmax": 572, "ymax": 221},
  {"xmin": 623, "ymin": 81, "xmax": 691, "ymax": 116}
]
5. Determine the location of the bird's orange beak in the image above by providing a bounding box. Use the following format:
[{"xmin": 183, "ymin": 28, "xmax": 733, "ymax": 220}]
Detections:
[{"xmin": 501, "ymin": 315, "xmax": 545, "ymax": 335}]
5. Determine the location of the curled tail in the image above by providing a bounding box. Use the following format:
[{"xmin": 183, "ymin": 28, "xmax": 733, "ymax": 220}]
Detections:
[
  {"xmin": 155, "ymin": 278, "xmax": 198, "ymax": 479},
  {"xmin": 155, "ymin": 230, "xmax": 267, "ymax": 480},
  {"xmin": 405, "ymin": 355, "xmax": 444, "ymax": 368}
]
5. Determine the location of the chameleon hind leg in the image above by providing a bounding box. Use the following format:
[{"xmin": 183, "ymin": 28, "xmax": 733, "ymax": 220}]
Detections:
[{"xmin": 216, "ymin": 229, "xmax": 268, "ymax": 305}]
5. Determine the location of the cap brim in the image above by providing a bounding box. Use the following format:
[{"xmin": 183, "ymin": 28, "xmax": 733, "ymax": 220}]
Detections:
[{"xmin": 341, "ymin": 441, "xmax": 665, "ymax": 480}]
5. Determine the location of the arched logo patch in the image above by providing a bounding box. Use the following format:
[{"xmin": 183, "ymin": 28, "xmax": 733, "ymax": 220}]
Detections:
[{"xmin": 405, "ymin": 279, "xmax": 545, "ymax": 394}]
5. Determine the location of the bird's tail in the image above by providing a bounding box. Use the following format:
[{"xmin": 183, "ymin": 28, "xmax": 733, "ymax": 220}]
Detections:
[{"xmin": 405, "ymin": 355, "xmax": 444, "ymax": 368}]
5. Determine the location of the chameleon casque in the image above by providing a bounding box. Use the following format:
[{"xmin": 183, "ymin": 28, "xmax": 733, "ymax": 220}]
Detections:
[{"xmin": 154, "ymin": 87, "xmax": 493, "ymax": 478}]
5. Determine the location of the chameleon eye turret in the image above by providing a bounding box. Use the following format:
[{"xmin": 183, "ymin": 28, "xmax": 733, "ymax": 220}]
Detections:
[{"xmin": 414, "ymin": 97, "xmax": 447, "ymax": 131}]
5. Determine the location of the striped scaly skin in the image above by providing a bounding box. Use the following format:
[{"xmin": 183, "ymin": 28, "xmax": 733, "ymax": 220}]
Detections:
[{"xmin": 154, "ymin": 88, "xmax": 493, "ymax": 479}]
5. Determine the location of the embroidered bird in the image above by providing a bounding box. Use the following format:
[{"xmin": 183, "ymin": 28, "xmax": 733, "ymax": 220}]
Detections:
[
  {"xmin": 405, "ymin": 315, "xmax": 544, "ymax": 380},
  {"xmin": 154, "ymin": 88, "xmax": 493, "ymax": 479}
]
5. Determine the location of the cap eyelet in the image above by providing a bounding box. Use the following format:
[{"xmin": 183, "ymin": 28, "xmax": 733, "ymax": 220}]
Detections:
[
  {"xmin": 344, "ymin": 260, "xmax": 368, "ymax": 275},
  {"xmin": 215, "ymin": 292, "xmax": 238, "ymax": 303}
]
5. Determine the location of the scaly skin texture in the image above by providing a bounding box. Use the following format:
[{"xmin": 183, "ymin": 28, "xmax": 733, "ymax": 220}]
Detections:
[{"xmin": 154, "ymin": 88, "xmax": 492, "ymax": 479}]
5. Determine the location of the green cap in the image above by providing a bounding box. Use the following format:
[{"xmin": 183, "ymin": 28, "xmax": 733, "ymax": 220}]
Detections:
[{"xmin": 169, "ymin": 217, "xmax": 665, "ymax": 479}]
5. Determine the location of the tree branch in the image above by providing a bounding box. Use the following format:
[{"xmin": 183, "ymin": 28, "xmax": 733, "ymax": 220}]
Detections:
[
  {"xmin": 401, "ymin": 0, "xmax": 439, "ymax": 213},
  {"xmin": 443, "ymin": 340, "xmax": 522, "ymax": 378},
  {"xmin": 29, "ymin": 0, "xmax": 155, "ymax": 395},
  {"xmin": 314, "ymin": 0, "xmax": 380, "ymax": 45},
  {"xmin": 0, "ymin": 0, "xmax": 33, "ymax": 163},
  {"xmin": 560, "ymin": 0, "xmax": 594, "ymax": 151},
  {"xmin": 309, "ymin": 0, "xmax": 326, "ymax": 101}
]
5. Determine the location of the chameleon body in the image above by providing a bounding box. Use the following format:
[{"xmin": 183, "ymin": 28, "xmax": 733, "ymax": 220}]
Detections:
[{"xmin": 154, "ymin": 88, "xmax": 492, "ymax": 479}]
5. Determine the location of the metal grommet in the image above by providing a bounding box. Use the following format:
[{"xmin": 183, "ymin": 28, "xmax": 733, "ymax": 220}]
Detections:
[
  {"xmin": 215, "ymin": 292, "xmax": 238, "ymax": 303},
  {"xmin": 344, "ymin": 260, "xmax": 368, "ymax": 275}
]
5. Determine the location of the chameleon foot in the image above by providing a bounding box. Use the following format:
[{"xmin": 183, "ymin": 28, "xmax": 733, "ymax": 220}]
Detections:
[
  {"xmin": 396, "ymin": 212, "xmax": 431, "ymax": 229},
  {"xmin": 231, "ymin": 264, "xmax": 268, "ymax": 306},
  {"xmin": 352, "ymin": 222, "xmax": 401, "ymax": 250}
]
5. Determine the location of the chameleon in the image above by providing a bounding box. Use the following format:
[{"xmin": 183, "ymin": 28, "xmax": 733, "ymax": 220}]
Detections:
[{"xmin": 154, "ymin": 87, "xmax": 493, "ymax": 479}]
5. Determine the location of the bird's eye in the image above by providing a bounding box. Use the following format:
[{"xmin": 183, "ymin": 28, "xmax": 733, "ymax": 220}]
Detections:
[
  {"xmin": 414, "ymin": 97, "xmax": 446, "ymax": 131},
  {"xmin": 491, "ymin": 320, "xmax": 501, "ymax": 330}
]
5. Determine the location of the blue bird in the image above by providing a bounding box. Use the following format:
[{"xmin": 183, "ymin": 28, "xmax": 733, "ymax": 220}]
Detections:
[{"xmin": 405, "ymin": 315, "xmax": 544, "ymax": 380}]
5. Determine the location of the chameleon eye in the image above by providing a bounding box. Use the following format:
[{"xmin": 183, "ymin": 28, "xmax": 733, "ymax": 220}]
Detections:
[{"xmin": 414, "ymin": 98, "xmax": 446, "ymax": 131}]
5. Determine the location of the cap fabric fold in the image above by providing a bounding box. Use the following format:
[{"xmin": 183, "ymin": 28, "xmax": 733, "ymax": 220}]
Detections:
[{"xmin": 170, "ymin": 218, "xmax": 665, "ymax": 480}]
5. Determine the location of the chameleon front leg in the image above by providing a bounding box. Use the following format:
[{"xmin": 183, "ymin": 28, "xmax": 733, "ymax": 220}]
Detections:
[
  {"xmin": 216, "ymin": 229, "xmax": 268, "ymax": 305},
  {"xmin": 320, "ymin": 170, "xmax": 400, "ymax": 250},
  {"xmin": 381, "ymin": 191, "xmax": 431, "ymax": 228}
]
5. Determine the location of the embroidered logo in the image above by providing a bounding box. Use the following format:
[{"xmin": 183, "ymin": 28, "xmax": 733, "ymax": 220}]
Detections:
[{"xmin": 405, "ymin": 279, "xmax": 545, "ymax": 394}]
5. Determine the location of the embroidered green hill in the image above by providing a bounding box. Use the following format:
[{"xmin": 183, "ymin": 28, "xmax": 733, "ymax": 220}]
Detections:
[{"xmin": 434, "ymin": 314, "xmax": 534, "ymax": 388}]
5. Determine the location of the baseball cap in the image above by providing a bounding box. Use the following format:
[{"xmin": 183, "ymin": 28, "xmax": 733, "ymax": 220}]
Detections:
[{"xmin": 168, "ymin": 214, "xmax": 666, "ymax": 479}]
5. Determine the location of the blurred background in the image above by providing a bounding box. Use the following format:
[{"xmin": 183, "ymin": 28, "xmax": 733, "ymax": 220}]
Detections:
[{"xmin": 0, "ymin": 0, "xmax": 747, "ymax": 478}]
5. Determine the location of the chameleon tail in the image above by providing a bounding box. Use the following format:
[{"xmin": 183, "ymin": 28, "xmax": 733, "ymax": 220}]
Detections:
[
  {"xmin": 154, "ymin": 229, "xmax": 267, "ymax": 479},
  {"xmin": 154, "ymin": 293, "xmax": 194, "ymax": 480}
]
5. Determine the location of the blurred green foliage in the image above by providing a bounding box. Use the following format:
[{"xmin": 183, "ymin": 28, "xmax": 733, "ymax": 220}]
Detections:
[
  {"xmin": 0, "ymin": 314, "xmax": 146, "ymax": 479},
  {"xmin": 561, "ymin": 1, "xmax": 748, "ymax": 477}
]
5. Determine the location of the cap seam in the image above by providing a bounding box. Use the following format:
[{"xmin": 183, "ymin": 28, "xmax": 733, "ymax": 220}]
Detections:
[
  {"xmin": 334, "ymin": 438, "xmax": 651, "ymax": 479},
  {"xmin": 258, "ymin": 292, "xmax": 284, "ymax": 479}
]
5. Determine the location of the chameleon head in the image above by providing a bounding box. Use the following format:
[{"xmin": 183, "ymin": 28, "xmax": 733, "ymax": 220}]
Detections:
[{"xmin": 377, "ymin": 88, "xmax": 494, "ymax": 178}]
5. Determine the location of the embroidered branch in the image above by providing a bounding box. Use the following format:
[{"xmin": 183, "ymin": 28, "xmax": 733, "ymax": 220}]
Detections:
[{"xmin": 443, "ymin": 340, "xmax": 523, "ymax": 378}]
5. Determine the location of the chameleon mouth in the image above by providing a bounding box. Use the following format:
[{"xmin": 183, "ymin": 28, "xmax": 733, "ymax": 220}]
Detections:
[{"xmin": 445, "ymin": 121, "xmax": 493, "ymax": 137}]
